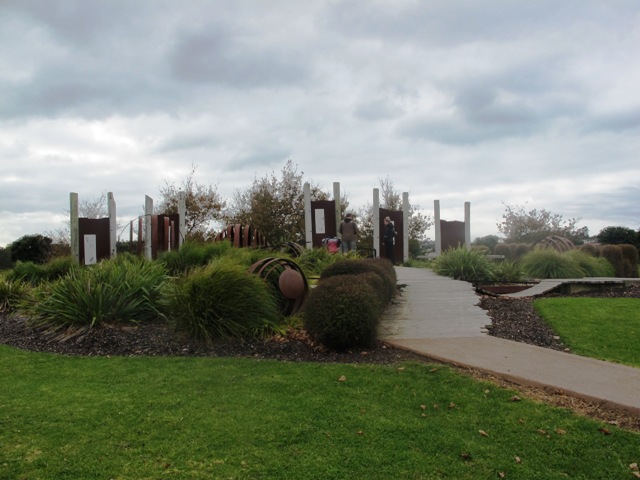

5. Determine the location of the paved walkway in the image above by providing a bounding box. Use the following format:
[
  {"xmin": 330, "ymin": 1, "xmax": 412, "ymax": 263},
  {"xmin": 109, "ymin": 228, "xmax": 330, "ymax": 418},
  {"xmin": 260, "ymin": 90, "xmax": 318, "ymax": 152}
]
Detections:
[{"xmin": 380, "ymin": 267, "xmax": 640, "ymax": 415}]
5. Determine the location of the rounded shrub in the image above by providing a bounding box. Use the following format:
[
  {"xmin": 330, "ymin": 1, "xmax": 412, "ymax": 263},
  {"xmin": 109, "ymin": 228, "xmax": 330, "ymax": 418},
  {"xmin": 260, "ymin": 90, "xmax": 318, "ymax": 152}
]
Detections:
[
  {"xmin": 303, "ymin": 274, "xmax": 382, "ymax": 351},
  {"xmin": 320, "ymin": 258, "xmax": 396, "ymax": 302},
  {"xmin": 619, "ymin": 244, "xmax": 639, "ymax": 278},
  {"xmin": 167, "ymin": 262, "xmax": 282, "ymax": 342},
  {"xmin": 513, "ymin": 243, "xmax": 531, "ymax": 259},
  {"xmin": 600, "ymin": 245, "xmax": 625, "ymax": 277},
  {"xmin": 493, "ymin": 243, "xmax": 513, "ymax": 260},
  {"xmin": 432, "ymin": 247, "xmax": 495, "ymax": 282},
  {"xmin": 520, "ymin": 248, "xmax": 584, "ymax": 279},
  {"xmin": 578, "ymin": 243, "xmax": 601, "ymax": 257}
]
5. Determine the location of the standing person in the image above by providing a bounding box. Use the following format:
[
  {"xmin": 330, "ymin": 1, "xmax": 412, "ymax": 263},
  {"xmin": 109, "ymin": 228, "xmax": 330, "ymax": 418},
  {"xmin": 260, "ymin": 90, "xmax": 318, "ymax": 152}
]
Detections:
[
  {"xmin": 383, "ymin": 216, "xmax": 397, "ymax": 264},
  {"xmin": 339, "ymin": 213, "xmax": 358, "ymax": 253}
]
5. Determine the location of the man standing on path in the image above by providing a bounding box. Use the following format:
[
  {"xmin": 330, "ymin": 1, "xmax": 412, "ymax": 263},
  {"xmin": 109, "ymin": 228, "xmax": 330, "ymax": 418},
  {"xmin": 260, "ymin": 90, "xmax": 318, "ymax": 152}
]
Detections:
[
  {"xmin": 383, "ymin": 216, "xmax": 397, "ymax": 264},
  {"xmin": 339, "ymin": 213, "xmax": 358, "ymax": 253}
]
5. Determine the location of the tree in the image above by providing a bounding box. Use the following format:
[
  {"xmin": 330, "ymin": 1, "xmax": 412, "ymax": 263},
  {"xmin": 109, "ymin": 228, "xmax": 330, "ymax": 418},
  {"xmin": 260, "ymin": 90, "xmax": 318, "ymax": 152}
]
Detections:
[
  {"xmin": 597, "ymin": 226, "xmax": 640, "ymax": 248},
  {"xmin": 157, "ymin": 164, "xmax": 226, "ymax": 242},
  {"xmin": 10, "ymin": 234, "xmax": 53, "ymax": 264},
  {"xmin": 497, "ymin": 203, "xmax": 589, "ymax": 244},
  {"xmin": 224, "ymin": 160, "xmax": 329, "ymax": 246}
]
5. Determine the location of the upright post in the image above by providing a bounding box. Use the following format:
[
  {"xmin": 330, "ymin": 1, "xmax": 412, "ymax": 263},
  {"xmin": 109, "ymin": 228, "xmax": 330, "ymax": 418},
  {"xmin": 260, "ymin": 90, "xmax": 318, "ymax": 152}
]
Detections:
[
  {"xmin": 303, "ymin": 182, "xmax": 312, "ymax": 249},
  {"xmin": 70, "ymin": 192, "xmax": 79, "ymax": 264},
  {"xmin": 178, "ymin": 191, "xmax": 186, "ymax": 248},
  {"xmin": 434, "ymin": 199, "xmax": 441, "ymax": 257},
  {"xmin": 373, "ymin": 188, "xmax": 380, "ymax": 258},
  {"xmin": 144, "ymin": 195, "xmax": 153, "ymax": 260},
  {"xmin": 402, "ymin": 192, "xmax": 410, "ymax": 263},
  {"xmin": 464, "ymin": 201, "xmax": 471, "ymax": 251},
  {"xmin": 333, "ymin": 182, "xmax": 341, "ymax": 238},
  {"xmin": 108, "ymin": 192, "xmax": 117, "ymax": 258}
]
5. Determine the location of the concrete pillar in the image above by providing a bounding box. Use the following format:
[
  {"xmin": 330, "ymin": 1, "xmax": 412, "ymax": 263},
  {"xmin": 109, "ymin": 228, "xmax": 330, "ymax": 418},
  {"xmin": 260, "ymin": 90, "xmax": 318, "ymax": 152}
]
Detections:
[
  {"xmin": 464, "ymin": 201, "xmax": 471, "ymax": 251},
  {"xmin": 108, "ymin": 192, "xmax": 116, "ymax": 258},
  {"xmin": 70, "ymin": 192, "xmax": 79, "ymax": 264},
  {"xmin": 333, "ymin": 182, "xmax": 341, "ymax": 238},
  {"xmin": 402, "ymin": 192, "xmax": 409, "ymax": 263},
  {"xmin": 434, "ymin": 199, "xmax": 441, "ymax": 257},
  {"xmin": 373, "ymin": 188, "xmax": 380, "ymax": 257},
  {"xmin": 303, "ymin": 182, "xmax": 312, "ymax": 249},
  {"xmin": 178, "ymin": 190, "xmax": 186, "ymax": 248},
  {"xmin": 144, "ymin": 195, "xmax": 153, "ymax": 260}
]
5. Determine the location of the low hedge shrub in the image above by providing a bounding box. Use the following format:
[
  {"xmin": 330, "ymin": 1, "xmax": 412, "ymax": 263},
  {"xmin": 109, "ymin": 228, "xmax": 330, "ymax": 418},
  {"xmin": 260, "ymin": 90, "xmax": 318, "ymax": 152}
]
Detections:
[
  {"xmin": 6, "ymin": 256, "xmax": 78, "ymax": 285},
  {"xmin": 303, "ymin": 274, "xmax": 383, "ymax": 351},
  {"xmin": 319, "ymin": 258, "xmax": 396, "ymax": 302}
]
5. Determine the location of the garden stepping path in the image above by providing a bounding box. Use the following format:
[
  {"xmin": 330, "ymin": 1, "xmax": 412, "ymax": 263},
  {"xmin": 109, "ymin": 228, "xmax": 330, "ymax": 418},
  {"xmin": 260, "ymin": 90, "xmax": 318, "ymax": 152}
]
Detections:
[{"xmin": 380, "ymin": 267, "xmax": 640, "ymax": 416}]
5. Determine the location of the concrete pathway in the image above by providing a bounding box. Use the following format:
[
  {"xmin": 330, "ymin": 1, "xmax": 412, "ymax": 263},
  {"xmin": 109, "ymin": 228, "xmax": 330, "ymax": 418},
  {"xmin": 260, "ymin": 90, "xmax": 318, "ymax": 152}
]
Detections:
[{"xmin": 380, "ymin": 267, "xmax": 640, "ymax": 415}]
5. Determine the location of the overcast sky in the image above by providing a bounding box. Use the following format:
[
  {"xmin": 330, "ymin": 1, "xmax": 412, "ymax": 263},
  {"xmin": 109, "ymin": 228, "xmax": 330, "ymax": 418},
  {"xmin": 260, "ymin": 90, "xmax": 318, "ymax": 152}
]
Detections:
[{"xmin": 1, "ymin": 0, "xmax": 639, "ymax": 248}]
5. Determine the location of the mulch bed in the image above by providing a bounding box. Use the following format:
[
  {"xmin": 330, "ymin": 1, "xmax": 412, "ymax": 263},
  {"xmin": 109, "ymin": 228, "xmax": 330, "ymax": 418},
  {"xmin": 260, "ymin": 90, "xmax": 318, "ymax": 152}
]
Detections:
[{"xmin": 1, "ymin": 283, "xmax": 639, "ymax": 430}]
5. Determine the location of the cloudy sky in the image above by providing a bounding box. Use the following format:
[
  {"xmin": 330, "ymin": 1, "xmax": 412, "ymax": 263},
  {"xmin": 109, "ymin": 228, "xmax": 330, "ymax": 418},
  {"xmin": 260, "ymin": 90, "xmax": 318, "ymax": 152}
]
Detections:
[{"xmin": 1, "ymin": 0, "xmax": 639, "ymax": 247}]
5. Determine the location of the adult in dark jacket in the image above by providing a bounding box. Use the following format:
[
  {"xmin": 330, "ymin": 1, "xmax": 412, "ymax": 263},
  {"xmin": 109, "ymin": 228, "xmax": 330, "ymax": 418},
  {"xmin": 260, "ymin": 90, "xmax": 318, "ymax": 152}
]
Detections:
[
  {"xmin": 383, "ymin": 216, "xmax": 397, "ymax": 264},
  {"xmin": 339, "ymin": 213, "xmax": 358, "ymax": 253}
]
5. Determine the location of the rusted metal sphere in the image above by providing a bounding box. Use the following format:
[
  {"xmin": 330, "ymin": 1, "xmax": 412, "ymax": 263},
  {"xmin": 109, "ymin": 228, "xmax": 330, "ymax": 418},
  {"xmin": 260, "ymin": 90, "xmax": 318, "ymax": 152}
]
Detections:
[
  {"xmin": 248, "ymin": 257, "xmax": 309, "ymax": 316},
  {"xmin": 278, "ymin": 268, "xmax": 306, "ymax": 299}
]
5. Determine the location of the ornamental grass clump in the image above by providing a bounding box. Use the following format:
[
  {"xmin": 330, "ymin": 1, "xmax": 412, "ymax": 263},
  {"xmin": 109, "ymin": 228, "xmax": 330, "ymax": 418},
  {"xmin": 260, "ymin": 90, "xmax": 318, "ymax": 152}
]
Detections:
[
  {"xmin": 520, "ymin": 248, "xmax": 584, "ymax": 279},
  {"xmin": 563, "ymin": 250, "xmax": 614, "ymax": 277},
  {"xmin": 6, "ymin": 256, "xmax": 78, "ymax": 286},
  {"xmin": 166, "ymin": 262, "xmax": 282, "ymax": 342},
  {"xmin": 0, "ymin": 277, "xmax": 30, "ymax": 313},
  {"xmin": 303, "ymin": 274, "xmax": 383, "ymax": 351},
  {"xmin": 432, "ymin": 247, "xmax": 495, "ymax": 282},
  {"xmin": 19, "ymin": 257, "xmax": 168, "ymax": 338},
  {"xmin": 297, "ymin": 247, "xmax": 345, "ymax": 277}
]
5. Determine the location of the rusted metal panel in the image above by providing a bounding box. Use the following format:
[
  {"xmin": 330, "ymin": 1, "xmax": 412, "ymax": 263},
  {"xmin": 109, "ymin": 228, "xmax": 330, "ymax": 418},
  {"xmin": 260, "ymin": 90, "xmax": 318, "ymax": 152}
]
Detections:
[
  {"xmin": 310, "ymin": 200, "xmax": 337, "ymax": 248},
  {"xmin": 78, "ymin": 217, "xmax": 110, "ymax": 265},
  {"xmin": 440, "ymin": 220, "xmax": 465, "ymax": 251}
]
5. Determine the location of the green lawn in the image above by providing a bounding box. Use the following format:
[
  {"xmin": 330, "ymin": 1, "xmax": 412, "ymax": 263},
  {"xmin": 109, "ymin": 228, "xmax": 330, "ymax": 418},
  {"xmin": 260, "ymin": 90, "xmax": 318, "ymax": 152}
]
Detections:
[
  {"xmin": 1, "ymin": 345, "xmax": 638, "ymax": 479},
  {"xmin": 534, "ymin": 298, "xmax": 640, "ymax": 368}
]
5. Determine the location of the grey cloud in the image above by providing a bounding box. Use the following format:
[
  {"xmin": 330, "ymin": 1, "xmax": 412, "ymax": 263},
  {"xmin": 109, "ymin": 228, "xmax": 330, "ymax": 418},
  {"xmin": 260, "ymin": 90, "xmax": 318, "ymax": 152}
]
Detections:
[{"xmin": 169, "ymin": 30, "xmax": 309, "ymax": 88}]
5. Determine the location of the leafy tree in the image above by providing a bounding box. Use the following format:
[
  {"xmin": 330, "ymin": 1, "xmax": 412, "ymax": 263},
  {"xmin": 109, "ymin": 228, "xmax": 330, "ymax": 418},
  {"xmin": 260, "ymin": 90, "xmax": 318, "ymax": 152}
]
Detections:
[
  {"xmin": 224, "ymin": 160, "xmax": 328, "ymax": 246},
  {"xmin": 10, "ymin": 234, "xmax": 53, "ymax": 264},
  {"xmin": 497, "ymin": 203, "xmax": 588, "ymax": 244},
  {"xmin": 0, "ymin": 246, "xmax": 12, "ymax": 270},
  {"xmin": 157, "ymin": 164, "xmax": 226, "ymax": 242},
  {"xmin": 597, "ymin": 226, "xmax": 639, "ymax": 248}
]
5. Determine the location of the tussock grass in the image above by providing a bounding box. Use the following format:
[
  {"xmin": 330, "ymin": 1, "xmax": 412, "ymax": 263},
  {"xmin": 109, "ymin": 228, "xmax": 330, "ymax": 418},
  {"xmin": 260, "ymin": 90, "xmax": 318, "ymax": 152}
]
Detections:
[
  {"xmin": 520, "ymin": 249, "xmax": 584, "ymax": 279},
  {"xmin": 19, "ymin": 257, "xmax": 167, "ymax": 338},
  {"xmin": 166, "ymin": 262, "xmax": 282, "ymax": 341},
  {"xmin": 432, "ymin": 247, "xmax": 495, "ymax": 282}
]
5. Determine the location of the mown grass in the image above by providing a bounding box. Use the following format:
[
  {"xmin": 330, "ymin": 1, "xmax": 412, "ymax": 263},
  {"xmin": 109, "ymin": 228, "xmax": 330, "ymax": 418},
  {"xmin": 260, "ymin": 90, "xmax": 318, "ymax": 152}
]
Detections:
[
  {"xmin": 1, "ymin": 346, "xmax": 638, "ymax": 480},
  {"xmin": 534, "ymin": 297, "xmax": 640, "ymax": 368}
]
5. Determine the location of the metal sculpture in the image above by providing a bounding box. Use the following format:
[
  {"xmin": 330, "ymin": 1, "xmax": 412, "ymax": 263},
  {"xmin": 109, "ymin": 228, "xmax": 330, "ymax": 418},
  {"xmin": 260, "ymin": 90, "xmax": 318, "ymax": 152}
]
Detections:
[
  {"xmin": 533, "ymin": 235, "xmax": 575, "ymax": 253},
  {"xmin": 248, "ymin": 257, "xmax": 309, "ymax": 316}
]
